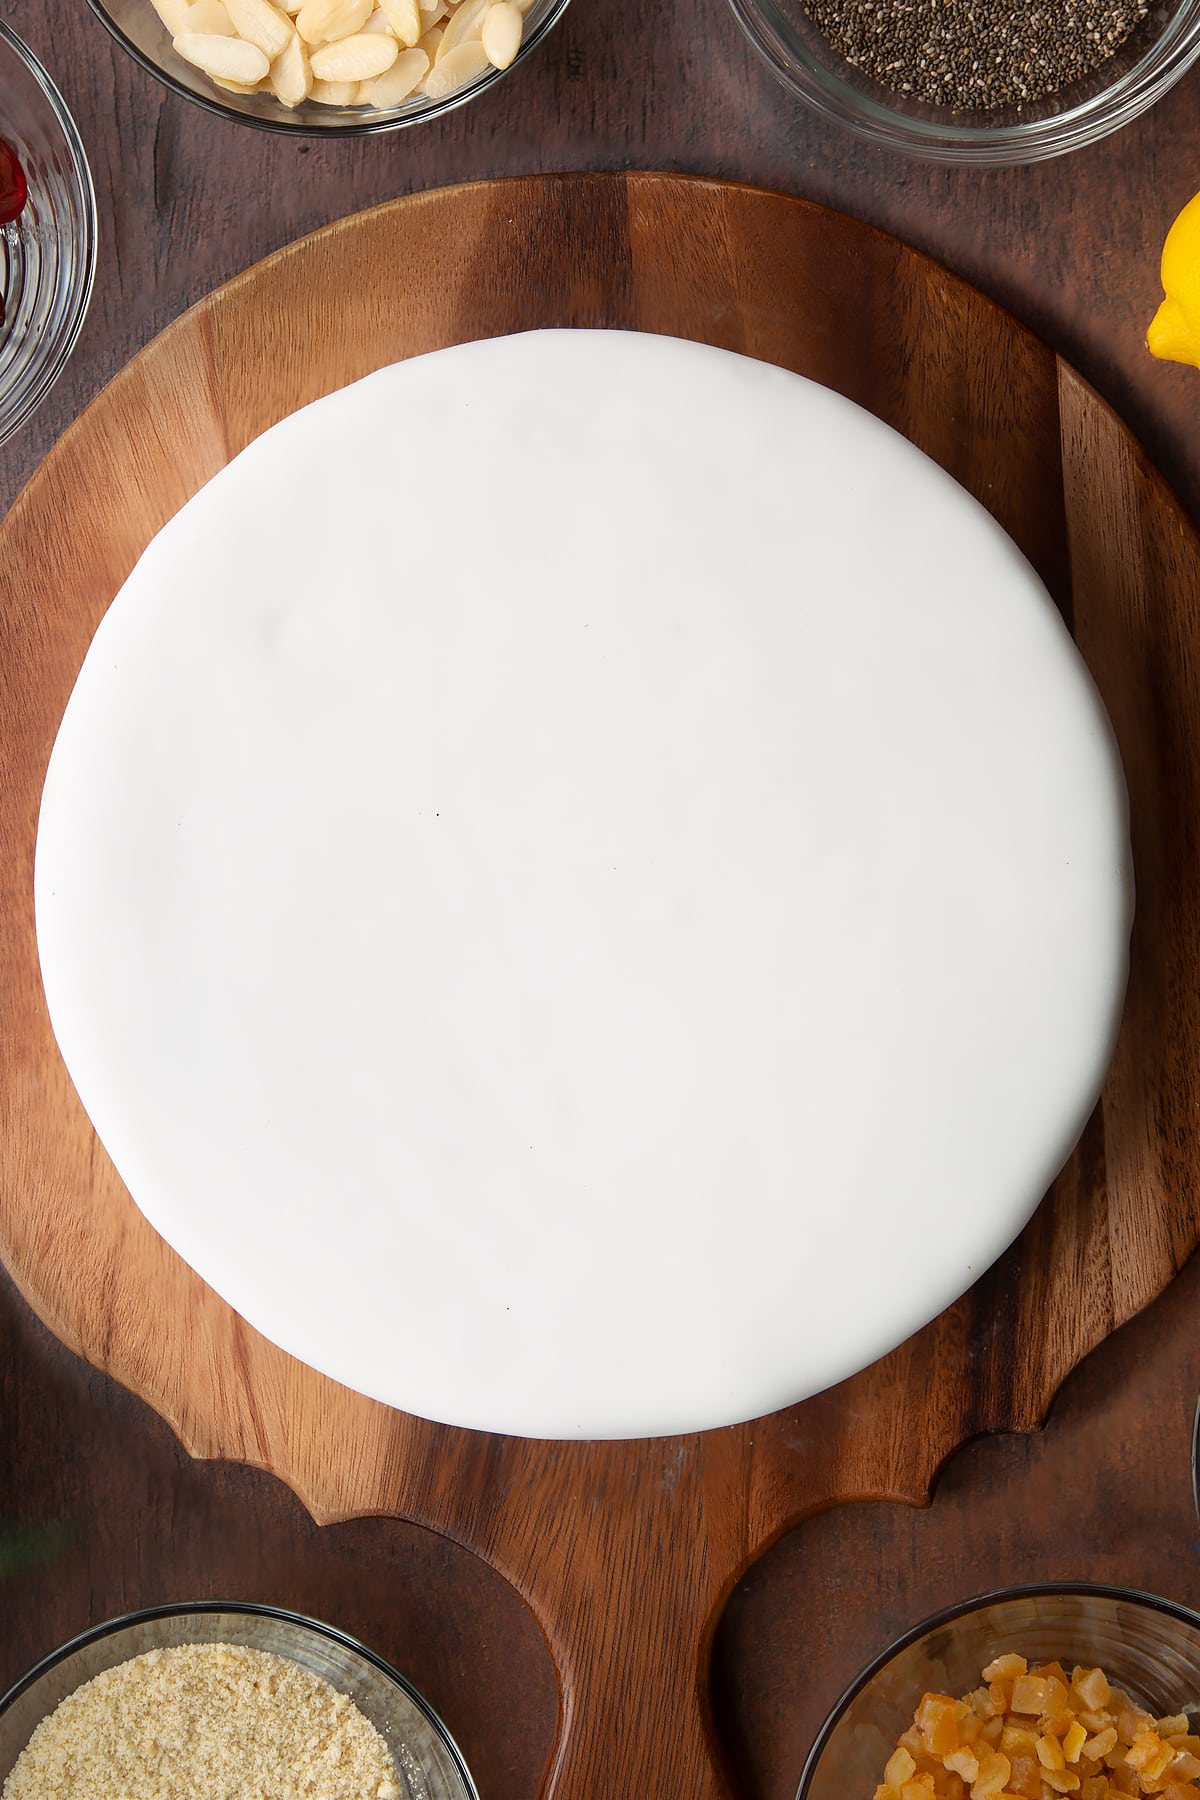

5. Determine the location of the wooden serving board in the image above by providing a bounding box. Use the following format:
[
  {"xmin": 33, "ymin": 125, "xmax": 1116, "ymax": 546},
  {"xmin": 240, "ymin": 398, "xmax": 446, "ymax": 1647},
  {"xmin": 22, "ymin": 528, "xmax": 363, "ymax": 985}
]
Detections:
[{"xmin": 2, "ymin": 172, "xmax": 1198, "ymax": 1799}]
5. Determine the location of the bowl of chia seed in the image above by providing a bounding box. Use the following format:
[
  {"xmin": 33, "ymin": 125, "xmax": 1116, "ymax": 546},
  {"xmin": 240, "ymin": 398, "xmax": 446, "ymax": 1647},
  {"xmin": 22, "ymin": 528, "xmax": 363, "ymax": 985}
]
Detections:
[{"xmin": 728, "ymin": 0, "xmax": 1200, "ymax": 161}]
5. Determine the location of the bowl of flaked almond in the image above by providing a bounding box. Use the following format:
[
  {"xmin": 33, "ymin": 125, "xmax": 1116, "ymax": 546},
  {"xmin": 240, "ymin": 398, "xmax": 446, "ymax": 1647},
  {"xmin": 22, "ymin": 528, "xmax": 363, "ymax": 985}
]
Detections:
[
  {"xmin": 796, "ymin": 1585, "xmax": 1200, "ymax": 1800},
  {"xmin": 0, "ymin": 1602, "xmax": 478, "ymax": 1800},
  {"xmin": 84, "ymin": 0, "xmax": 571, "ymax": 132}
]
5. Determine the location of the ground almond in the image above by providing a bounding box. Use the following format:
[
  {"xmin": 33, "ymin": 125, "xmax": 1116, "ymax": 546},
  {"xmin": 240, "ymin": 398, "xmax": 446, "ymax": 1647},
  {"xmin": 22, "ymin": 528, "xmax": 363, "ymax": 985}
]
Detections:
[{"xmin": 1, "ymin": 1642, "xmax": 403, "ymax": 1800}]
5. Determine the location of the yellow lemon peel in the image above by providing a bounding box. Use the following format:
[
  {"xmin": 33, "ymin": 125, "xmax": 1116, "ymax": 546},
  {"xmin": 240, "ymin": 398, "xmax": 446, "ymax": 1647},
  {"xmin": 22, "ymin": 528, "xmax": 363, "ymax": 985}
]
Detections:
[{"xmin": 1148, "ymin": 189, "xmax": 1200, "ymax": 367}]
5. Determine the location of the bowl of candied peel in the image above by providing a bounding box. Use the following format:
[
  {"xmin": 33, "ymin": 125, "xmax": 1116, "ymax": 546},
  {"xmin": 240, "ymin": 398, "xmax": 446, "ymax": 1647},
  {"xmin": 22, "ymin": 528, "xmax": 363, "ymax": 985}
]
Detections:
[
  {"xmin": 85, "ymin": 0, "xmax": 572, "ymax": 132},
  {"xmin": 798, "ymin": 1586, "xmax": 1200, "ymax": 1800}
]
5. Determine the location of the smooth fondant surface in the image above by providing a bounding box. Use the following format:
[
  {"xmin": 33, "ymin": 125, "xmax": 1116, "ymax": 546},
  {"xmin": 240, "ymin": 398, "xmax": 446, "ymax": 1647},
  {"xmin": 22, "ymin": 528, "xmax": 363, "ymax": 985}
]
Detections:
[{"xmin": 34, "ymin": 329, "xmax": 1133, "ymax": 1439}]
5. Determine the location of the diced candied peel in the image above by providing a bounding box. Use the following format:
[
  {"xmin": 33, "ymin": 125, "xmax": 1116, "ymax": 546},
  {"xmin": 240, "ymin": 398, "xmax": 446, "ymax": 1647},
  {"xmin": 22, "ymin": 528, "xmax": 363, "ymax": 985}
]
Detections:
[
  {"xmin": 1065, "ymin": 1725, "xmax": 1090, "ymax": 1764},
  {"xmin": 1127, "ymin": 1733, "xmax": 1177, "ymax": 1786},
  {"xmin": 1014, "ymin": 1678, "xmax": 1053, "ymax": 1716},
  {"xmin": 985, "ymin": 1659, "xmax": 1031, "ymax": 1684},
  {"xmin": 1075, "ymin": 1672, "xmax": 1115, "ymax": 1713},
  {"xmin": 974, "ymin": 1750, "xmax": 1013, "ymax": 1799},
  {"xmin": 889, "ymin": 1750, "xmax": 920, "ymax": 1788},
  {"xmin": 878, "ymin": 1662, "xmax": 1200, "ymax": 1800},
  {"xmin": 920, "ymin": 1696, "xmax": 963, "ymax": 1759},
  {"xmin": 1009, "ymin": 1752, "xmax": 1043, "ymax": 1799}
]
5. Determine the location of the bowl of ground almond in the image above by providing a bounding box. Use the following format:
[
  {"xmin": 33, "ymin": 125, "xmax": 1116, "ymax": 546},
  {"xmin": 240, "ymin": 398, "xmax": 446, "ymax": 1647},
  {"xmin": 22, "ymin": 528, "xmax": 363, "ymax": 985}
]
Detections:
[
  {"xmin": 728, "ymin": 0, "xmax": 1200, "ymax": 161},
  {"xmin": 0, "ymin": 1602, "xmax": 478, "ymax": 1800},
  {"xmin": 797, "ymin": 1586, "xmax": 1200, "ymax": 1800}
]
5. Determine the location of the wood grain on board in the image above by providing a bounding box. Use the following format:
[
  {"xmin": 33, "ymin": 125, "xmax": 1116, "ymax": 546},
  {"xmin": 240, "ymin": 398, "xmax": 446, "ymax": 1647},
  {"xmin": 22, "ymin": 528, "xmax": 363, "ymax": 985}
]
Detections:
[{"xmin": 1, "ymin": 173, "xmax": 1196, "ymax": 1798}]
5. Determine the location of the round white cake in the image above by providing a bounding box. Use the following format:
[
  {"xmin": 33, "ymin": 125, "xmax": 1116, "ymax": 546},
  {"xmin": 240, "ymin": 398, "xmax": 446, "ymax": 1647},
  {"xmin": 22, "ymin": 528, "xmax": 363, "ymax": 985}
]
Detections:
[{"xmin": 34, "ymin": 329, "xmax": 1133, "ymax": 1439}]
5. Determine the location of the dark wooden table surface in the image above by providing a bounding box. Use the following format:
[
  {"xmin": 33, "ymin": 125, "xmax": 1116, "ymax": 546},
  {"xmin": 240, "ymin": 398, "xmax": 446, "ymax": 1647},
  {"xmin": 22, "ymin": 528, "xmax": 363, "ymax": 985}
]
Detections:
[{"xmin": 4, "ymin": 4, "xmax": 1200, "ymax": 1797}]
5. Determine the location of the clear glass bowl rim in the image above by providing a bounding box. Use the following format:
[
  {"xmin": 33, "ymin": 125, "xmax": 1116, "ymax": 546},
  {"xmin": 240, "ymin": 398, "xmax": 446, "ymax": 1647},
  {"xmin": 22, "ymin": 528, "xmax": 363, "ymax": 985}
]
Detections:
[
  {"xmin": 726, "ymin": 0, "xmax": 1200, "ymax": 164},
  {"xmin": 796, "ymin": 1582, "xmax": 1200, "ymax": 1800},
  {"xmin": 0, "ymin": 1598, "xmax": 479, "ymax": 1798},
  {"xmin": 0, "ymin": 18, "xmax": 98, "ymax": 448},
  {"xmin": 82, "ymin": 0, "xmax": 574, "ymax": 136}
]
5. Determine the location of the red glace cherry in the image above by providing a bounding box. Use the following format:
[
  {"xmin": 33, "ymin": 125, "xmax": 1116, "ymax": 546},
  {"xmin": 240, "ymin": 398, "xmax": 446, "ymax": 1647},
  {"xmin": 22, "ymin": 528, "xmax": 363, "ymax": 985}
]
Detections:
[{"xmin": 0, "ymin": 137, "xmax": 28, "ymax": 227}]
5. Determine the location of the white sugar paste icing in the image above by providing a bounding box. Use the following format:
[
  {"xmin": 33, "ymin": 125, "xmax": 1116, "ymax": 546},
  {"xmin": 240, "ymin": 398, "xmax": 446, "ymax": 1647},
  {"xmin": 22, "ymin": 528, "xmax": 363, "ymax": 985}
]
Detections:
[{"xmin": 34, "ymin": 329, "xmax": 1133, "ymax": 1439}]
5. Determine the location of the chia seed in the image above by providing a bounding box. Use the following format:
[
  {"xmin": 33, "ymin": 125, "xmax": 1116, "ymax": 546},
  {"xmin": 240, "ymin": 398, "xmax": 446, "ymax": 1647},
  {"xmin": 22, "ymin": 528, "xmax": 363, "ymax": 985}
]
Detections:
[{"xmin": 804, "ymin": 0, "xmax": 1150, "ymax": 110}]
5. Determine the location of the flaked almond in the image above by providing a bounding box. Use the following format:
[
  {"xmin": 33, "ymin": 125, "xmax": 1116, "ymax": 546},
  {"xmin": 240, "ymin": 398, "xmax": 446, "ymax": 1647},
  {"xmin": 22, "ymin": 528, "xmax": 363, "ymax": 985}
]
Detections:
[
  {"xmin": 184, "ymin": 0, "xmax": 236, "ymax": 30},
  {"xmin": 422, "ymin": 34, "xmax": 488, "ymax": 90},
  {"xmin": 481, "ymin": 0, "xmax": 520, "ymax": 66},
  {"xmin": 309, "ymin": 74, "xmax": 360, "ymax": 98},
  {"xmin": 310, "ymin": 29, "xmax": 397, "ymax": 75},
  {"xmin": 173, "ymin": 29, "xmax": 270, "ymax": 78},
  {"xmin": 435, "ymin": 0, "xmax": 486, "ymax": 55},
  {"xmin": 295, "ymin": 0, "xmax": 372, "ymax": 43},
  {"xmin": 379, "ymin": 0, "xmax": 422, "ymax": 40},
  {"xmin": 270, "ymin": 27, "xmax": 312, "ymax": 101},
  {"xmin": 363, "ymin": 43, "xmax": 428, "ymax": 100},
  {"xmin": 151, "ymin": 0, "xmax": 194, "ymax": 33},
  {"xmin": 225, "ymin": 0, "xmax": 294, "ymax": 54}
]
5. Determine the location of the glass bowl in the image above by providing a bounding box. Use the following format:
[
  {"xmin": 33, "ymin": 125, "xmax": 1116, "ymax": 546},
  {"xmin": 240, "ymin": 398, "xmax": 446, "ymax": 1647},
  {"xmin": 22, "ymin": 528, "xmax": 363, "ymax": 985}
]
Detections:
[
  {"xmin": 0, "ymin": 23, "xmax": 97, "ymax": 449},
  {"xmin": 728, "ymin": 0, "xmax": 1200, "ymax": 163},
  {"xmin": 798, "ymin": 1584, "xmax": 1200, "ymax": 1800},
  {"xmin": 0, "ymin": 1601, "xmax": 479, "ymax": 1800},
  {"xmin": 84, "ymin": 0, "xmax": 573, "ymax": 135}
]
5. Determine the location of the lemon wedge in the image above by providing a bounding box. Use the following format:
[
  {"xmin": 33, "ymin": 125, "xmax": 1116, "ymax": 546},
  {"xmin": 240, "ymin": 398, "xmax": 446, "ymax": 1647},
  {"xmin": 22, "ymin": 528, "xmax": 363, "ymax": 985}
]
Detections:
[{"xmin": 1148, "ymin": 190, "xmax": 1200, "ymax": 366}]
